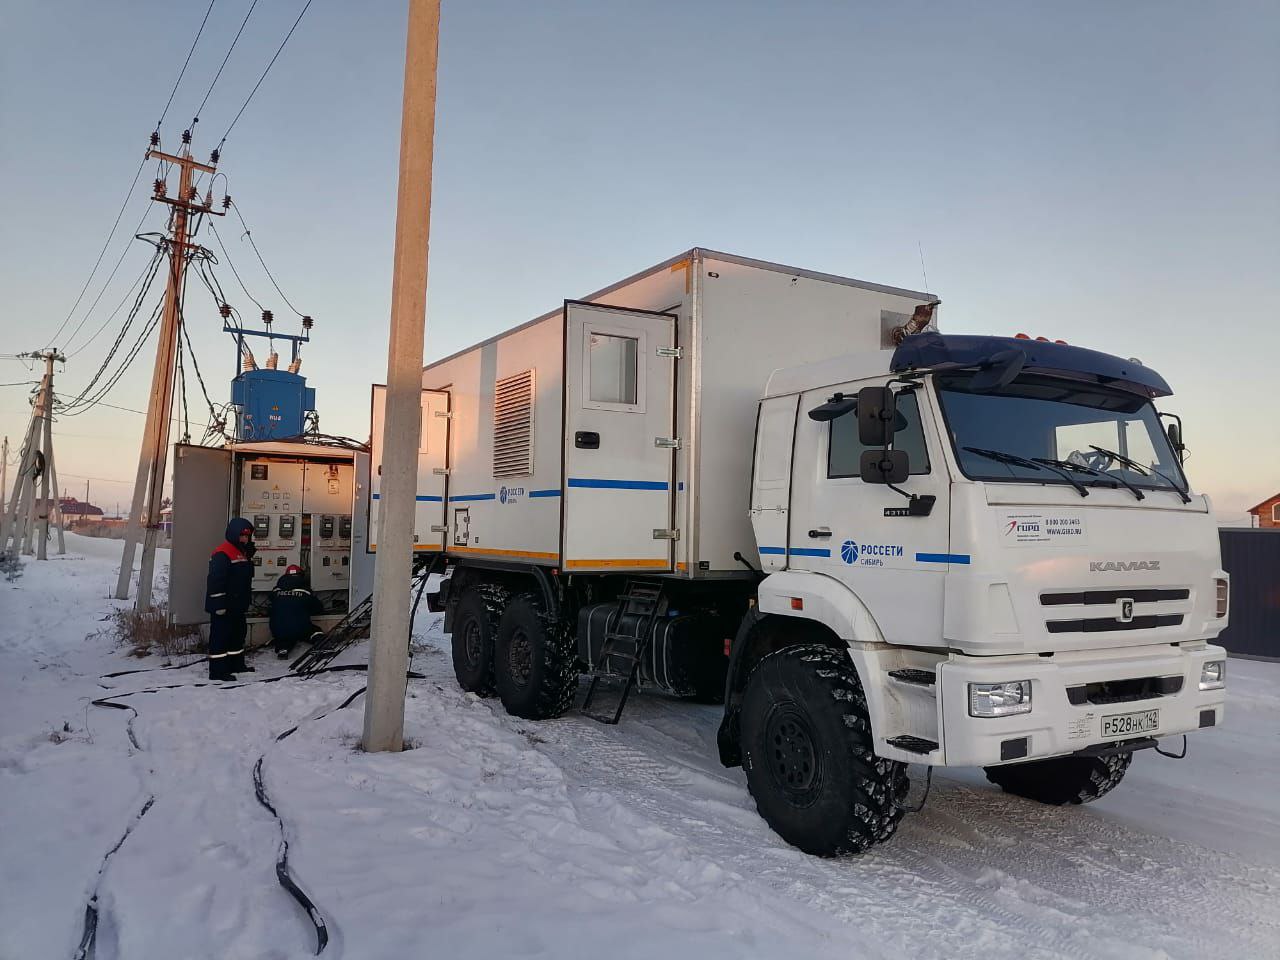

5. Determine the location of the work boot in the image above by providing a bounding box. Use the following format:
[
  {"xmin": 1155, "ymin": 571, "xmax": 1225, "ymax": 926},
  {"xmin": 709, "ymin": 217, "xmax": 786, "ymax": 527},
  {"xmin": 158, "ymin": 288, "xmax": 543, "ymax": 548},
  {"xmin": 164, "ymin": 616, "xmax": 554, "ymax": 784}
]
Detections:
[
  {"xmin": 209, "ymin": 659, "xmax": 237, "ymax": 682},
  {"xmin": 228, "ymin": 652, "xmax": 254, "ymax": 673}
]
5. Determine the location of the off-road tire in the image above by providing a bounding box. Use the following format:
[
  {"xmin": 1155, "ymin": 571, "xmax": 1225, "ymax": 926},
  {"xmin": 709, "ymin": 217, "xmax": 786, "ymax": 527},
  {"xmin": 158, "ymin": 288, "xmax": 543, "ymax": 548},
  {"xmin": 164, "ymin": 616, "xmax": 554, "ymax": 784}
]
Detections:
[
  {"xmin": 494, "ymin": 593, "xmax": 579, "ymax": 720},
  {"xmin": 740, "ymin": 643, "xmax": 909, "ymax": 856},
  {"xmin": 984, "ymin": 752, "xmax": 1132, "ymax": 805},
  {"xmin": 451, "ymin": 588, "xmax": 503, "ymax": 696}
]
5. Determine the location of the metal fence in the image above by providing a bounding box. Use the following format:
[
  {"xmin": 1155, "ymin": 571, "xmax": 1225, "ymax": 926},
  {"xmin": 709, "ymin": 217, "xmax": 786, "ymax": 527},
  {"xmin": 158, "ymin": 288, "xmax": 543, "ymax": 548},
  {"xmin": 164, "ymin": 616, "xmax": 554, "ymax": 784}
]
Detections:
[{"xmin": 1217, "ymin": 529, "xmax": 1280, "ymax": 660}]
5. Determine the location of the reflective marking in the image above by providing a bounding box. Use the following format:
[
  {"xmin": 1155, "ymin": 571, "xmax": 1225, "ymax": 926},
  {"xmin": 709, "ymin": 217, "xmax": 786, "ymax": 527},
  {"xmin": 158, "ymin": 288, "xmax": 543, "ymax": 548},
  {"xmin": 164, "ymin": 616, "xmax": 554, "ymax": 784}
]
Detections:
[
  {"xmin": 915, "ymin": 553, "xmax": 971, "ymax": 564},
  {"xmin": 567, "ymin": 478, "xmax": 669, "ymax": 491}
]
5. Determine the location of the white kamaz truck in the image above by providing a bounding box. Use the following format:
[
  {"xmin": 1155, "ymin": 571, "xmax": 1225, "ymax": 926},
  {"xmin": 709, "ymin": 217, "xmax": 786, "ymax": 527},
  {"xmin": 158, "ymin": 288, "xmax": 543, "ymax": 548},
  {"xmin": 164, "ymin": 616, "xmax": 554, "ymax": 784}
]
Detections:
[{"xmin": 372, "ymin": 248, "xmax": 1229, "ymax": 855}]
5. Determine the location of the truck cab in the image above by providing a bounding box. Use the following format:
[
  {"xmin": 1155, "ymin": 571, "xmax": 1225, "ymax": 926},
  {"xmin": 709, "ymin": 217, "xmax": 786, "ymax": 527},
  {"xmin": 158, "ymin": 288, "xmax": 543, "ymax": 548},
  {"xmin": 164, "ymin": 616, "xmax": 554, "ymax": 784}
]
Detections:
[{"xmin": 727, "ymin": 332, "xmax": 1227, "ymax": 852}]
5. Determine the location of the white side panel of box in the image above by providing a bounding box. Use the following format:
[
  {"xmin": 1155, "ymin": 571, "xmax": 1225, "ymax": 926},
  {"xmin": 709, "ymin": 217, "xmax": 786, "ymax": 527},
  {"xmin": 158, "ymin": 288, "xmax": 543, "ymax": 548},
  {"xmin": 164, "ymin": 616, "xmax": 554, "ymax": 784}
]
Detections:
[
  {"xmin": 694, "ymin": 254, "xmax": 936, "ymax": 571},
  {"xmin": 240, "ymin": 459, "xmax": 305, "ymax": 590},
  {"xmin": 423, "ymin": 315, "xmax": 565, "ymax": 563},
  {"xmin": 349, "ymin": 451, "xmax": 374, "ymax": 603},
  {"xmin": 369, "ymin": 386, "xmax": 448, "ymax": 552}
]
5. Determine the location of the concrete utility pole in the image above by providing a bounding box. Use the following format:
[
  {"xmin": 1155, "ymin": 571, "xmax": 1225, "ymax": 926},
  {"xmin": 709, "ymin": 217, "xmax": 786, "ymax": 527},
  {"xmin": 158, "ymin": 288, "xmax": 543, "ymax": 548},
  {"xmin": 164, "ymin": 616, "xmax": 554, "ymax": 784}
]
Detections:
[
  {"xmin": 363, "ymin": 0, "xmax": 441, "ymax": 753},
  {"xmin": 115, "ymin": 135, "xmax": 222, "ymax": 607},
  {"xmin": 0, "ymin": 437, "xmax": 8, "ymax": 527},
  {"xmin": 0, "ymin": 351, "xmax": 65, "ymax": 559}
]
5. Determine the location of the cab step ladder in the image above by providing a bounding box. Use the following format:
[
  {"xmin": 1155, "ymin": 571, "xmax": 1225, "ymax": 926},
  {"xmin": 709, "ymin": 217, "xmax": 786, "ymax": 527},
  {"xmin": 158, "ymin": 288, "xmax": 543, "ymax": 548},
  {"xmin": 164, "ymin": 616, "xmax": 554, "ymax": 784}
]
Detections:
[{"xmin": 581, "ymin": 580, "xmax": 666, "ymax": 725}]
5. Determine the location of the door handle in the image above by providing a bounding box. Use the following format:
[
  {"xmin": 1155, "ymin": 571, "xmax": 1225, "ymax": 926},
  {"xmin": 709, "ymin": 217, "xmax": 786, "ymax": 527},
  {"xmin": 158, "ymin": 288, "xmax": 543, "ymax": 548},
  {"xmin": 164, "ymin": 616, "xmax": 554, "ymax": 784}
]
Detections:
[
  {"xmin": 575, "ymin": 431, "xmax": 600, "ymax": 449},
  {"xmin": 808, "ymin": 527, "xmax": 832, "ymax": 539}
]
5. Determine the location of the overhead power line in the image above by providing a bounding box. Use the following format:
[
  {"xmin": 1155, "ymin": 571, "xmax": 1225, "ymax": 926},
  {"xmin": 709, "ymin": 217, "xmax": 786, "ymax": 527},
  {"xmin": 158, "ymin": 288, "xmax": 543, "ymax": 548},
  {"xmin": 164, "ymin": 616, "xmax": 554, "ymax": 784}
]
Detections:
[
  {"xmin": 192, "ymin": 0, "xmax": 260, "ymax": 126},
  {"xmin": 156, "ymin": 0, "xmax": 219, "ymax": 132},
  {"xmin": 230, "ymin": 201, "xmax": 305, "ymax": 317},
  {"xmin": 44, "ymin": 157, "xmax": 149, "ymax": 349},
  {"xmin": 217, "ymin": 0, "xmax": 314, "ymax": 151}
]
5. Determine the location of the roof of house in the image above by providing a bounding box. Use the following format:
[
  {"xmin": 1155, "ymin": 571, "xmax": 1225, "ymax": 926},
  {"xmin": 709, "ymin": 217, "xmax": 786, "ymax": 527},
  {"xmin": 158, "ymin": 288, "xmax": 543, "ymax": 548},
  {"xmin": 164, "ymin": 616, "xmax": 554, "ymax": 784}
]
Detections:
[
  {"xmin": 1247, "ymin": 492, "xmax": 1280, "ymax": 514},
  {"xmin": 59, "ymin": 498, "xmax": 104, "ymax": 516}
]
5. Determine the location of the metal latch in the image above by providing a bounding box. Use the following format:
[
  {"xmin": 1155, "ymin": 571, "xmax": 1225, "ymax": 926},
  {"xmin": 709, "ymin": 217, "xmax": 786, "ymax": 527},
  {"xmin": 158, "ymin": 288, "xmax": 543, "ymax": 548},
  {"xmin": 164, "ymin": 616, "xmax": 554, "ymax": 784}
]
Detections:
[
  {"xmin": 433, "ymin": 467, "xmax": 449, "ymax": 476},
  {"xmin": 654, "ymin": 437, "xmax": 681, "ymax": 449},
  {"xmin": 433, "ymin": 410, "xmax": 451, "ymax": 418},
  {"xmin": 429, "ymin": 524, "xmax": 448, "ymax": 533},
  {"xmin": 652, "ymin": 528, "xmax": 681, "ymax": 540},
  {"xmin": 656, "ymin": 346, "xmax": 682, "ymax": 358}
]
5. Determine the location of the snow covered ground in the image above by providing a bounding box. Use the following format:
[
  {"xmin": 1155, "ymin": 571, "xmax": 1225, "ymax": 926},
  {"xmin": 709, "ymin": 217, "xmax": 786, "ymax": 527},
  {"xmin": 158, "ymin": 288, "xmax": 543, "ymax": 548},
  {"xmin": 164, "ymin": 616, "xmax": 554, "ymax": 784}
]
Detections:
[{"xmin": 2, "ymin": 533, "xmax": 1278, "ymax": 959}]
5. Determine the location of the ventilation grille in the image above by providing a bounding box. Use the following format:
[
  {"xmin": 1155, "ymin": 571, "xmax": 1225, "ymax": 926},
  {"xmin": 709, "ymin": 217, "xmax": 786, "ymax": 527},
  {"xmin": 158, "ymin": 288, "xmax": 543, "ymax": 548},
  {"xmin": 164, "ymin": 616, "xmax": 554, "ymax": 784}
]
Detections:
[{"xmin": 493, "ymin": 369, "xmax": 534, "ymax": 479}]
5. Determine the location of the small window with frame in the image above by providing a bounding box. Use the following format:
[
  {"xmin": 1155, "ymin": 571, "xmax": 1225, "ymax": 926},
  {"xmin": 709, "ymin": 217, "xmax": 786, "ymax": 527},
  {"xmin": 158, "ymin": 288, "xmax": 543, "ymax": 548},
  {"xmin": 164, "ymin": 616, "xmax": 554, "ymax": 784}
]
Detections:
[
  {"xmin": 582, "ymin": 326, "xmax": 645, "ymax": 412},
  {"xmin": 827, "ymin": 389, "xmax": 930, "ymax": 478}
]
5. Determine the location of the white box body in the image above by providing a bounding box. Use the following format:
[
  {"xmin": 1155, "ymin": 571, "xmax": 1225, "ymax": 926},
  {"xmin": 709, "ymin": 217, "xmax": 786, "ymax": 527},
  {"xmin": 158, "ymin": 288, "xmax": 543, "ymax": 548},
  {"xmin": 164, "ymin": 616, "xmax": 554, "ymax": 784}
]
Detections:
[{"xmin": 372, "ymin": 249, "xmax": 934, "ymax": 576}]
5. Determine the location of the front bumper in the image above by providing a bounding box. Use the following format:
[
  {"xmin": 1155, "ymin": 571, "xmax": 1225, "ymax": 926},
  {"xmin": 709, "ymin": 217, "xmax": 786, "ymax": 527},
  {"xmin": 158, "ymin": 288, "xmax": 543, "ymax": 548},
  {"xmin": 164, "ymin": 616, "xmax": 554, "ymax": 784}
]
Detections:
[{"xmin": 938, "ymin": 642, "xmax": 1226, "ymax": 767}]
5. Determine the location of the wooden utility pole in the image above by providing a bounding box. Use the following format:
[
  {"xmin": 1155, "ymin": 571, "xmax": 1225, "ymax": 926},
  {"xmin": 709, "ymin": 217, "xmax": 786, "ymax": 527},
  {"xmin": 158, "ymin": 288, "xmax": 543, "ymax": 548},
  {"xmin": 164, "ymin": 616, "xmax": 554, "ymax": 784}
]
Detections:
[
  {"xmin": 115, "ymin": 136, "xmax": 221, "ymax": 607},
  {"xmin": 1, "ymin": 351, "xmax": 64, "ymax": 559},
  {"xmin": 363, "ymin": 0, "xmax": 441, "ymax": 753}
]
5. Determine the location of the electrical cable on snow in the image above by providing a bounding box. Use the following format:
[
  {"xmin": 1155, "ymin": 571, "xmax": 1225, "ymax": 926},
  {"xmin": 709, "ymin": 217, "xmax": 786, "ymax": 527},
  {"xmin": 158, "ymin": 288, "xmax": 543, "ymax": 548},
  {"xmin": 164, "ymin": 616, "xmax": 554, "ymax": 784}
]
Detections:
[{"xmin": 73, "ymin": 796, "xmax": 156, "ymax": 960}]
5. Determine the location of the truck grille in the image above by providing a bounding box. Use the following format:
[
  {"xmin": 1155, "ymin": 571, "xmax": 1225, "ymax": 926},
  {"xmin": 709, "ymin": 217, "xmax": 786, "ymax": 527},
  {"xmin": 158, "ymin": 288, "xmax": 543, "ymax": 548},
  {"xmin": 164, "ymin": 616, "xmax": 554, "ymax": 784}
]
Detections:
[
  {"xmin": 1040, "ymin": 587, "xmax": 1189, "ymax": 634},
  {"xmin": 1066, "ymin": 675, "xmax": 1183, "ymax": 706}
]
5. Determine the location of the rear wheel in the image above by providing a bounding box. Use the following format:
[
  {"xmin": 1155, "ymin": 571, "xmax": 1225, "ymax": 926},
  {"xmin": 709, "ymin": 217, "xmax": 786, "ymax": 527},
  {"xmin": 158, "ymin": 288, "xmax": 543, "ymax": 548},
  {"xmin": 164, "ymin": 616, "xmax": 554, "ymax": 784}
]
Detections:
[
  {"xmin": 740, "ymin": 644, "xmax": 908, "ymax": 856},
  {"xmin": 451, "ymin": 588, "xmax": 500, "ymax": 696},
  {"xmin": 494, "ymin": 594, "xmax": 578, "ymax": 720},
  {"xmin": 984, "ymin": 752, "xmax": 1132, "ymax": 805}
]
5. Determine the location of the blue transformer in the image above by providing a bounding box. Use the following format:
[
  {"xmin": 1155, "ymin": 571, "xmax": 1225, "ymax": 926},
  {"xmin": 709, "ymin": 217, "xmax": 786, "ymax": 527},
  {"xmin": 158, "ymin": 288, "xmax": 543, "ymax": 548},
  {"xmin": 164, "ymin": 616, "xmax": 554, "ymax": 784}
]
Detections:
[{"xmin": 231, "ymin": 368, "xmax": 316, "ymax": 440}]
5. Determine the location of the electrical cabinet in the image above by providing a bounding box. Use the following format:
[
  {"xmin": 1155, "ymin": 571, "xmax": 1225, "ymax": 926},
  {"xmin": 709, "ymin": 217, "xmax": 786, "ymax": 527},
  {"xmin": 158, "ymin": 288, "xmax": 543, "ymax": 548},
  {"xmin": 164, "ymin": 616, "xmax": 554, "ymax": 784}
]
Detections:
[
  {"xmin": 241, "ymin": 459, "xmax": 304, "ymax": 589},
  {"xmin": 310, "ymin": 511, "xmax": 352, "ymax": 590}
]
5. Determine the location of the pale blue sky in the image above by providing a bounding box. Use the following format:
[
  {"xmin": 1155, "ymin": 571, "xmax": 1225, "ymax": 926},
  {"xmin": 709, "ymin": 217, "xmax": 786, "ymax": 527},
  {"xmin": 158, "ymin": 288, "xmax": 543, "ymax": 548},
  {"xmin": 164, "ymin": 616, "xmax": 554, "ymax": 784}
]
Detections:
[{"xmin": 2, "ymin": 0, "xmax": 1276, "ymax": 521}]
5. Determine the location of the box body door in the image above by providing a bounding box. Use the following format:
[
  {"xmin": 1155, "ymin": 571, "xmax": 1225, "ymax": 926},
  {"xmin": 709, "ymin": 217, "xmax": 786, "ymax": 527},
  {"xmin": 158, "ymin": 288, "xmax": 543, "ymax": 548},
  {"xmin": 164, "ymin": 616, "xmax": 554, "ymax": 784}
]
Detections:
[
  {"xmin": 562, "ymin": 301, "xmax": 677, "ymax": 572},
  {"xmin": 369, "ymin": 385, "xmax": 450, "ymax": 552}
]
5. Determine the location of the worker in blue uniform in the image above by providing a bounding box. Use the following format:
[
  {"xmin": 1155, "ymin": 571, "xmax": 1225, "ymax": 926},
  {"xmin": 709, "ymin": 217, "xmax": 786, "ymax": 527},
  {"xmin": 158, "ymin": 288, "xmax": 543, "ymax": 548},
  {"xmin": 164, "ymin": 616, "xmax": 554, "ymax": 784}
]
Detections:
[
  {"xmin": 269, "ymin": 564, "xmax": 325, "ymax": 659},
  {"xmin": 205, "ymin": 518, "xmax": 257, "ymax": 680}
]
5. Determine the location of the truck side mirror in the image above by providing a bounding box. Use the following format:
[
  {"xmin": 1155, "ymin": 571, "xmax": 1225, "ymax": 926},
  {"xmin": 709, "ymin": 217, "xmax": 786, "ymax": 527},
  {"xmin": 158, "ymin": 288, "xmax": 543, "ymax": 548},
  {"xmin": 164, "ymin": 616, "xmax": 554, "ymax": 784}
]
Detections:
[
  {"xmin": 1166, "ymin": 421, "xmax": 1185, "ymax": 462},
  {"xmin": 857, "ymin": 386, "xmax": 896, "ymax": 446},
  {"xmin": 807, "ymin": 393, "xmax": 858, "ymax": 422},
  {"xmin": 860, "ymin": 448, "xmax": 909, "ymax": 485}
]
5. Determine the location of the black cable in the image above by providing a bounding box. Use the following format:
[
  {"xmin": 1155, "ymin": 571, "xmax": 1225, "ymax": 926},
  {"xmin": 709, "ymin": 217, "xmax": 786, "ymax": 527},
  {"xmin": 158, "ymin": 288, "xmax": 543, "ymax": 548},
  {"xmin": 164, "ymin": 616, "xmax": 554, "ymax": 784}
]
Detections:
[
  {"xmin": 253, "ymin": 756, "xmax": 329, "ymax": 954},
  {"xmin": 72, "ymin": 797, "xmax": 157, "ymax": 960},
  {"xmin": 209, "ymin": 221, "xmax": 265, "ymax": 310},
  {"xmin": 231, "ymin": 201, "xmax": 305, "ymax": 316},
  {"xmin": 192, "ymin": 0, "xmax": 260, "ymax": 124},
  {"xmin": 67, "ymin": 242, "xmax": 165, "ymax": 360},
  {"xmin": 156, "ymin": 0, "xmax": 218, "ymax": 132},
  {"xmin": 216, "ymin": 0, "xmax": 314, "ymax": 151},
  {"xmin": 60, "ymin": 204, "xmax": 158, "ymax": 355},
  {"xmin": 45, "ymin": 157, "xmax": 149, "ymax": 349}
]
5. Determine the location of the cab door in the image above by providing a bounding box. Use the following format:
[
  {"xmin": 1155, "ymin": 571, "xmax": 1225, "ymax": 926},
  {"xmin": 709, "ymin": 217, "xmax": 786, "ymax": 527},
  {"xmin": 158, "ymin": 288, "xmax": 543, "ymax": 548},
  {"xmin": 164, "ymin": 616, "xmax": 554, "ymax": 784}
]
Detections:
[
  {"xmin": 369, "ymin": 385, "xmax": 450, "ymax": 552},
  {"xmin": 788, "ymin": 382, "xmax": 953, "ymax": 644},
  {"xmin": 561, "ymin": 301, "xmax": 677, "ymax": 572}
]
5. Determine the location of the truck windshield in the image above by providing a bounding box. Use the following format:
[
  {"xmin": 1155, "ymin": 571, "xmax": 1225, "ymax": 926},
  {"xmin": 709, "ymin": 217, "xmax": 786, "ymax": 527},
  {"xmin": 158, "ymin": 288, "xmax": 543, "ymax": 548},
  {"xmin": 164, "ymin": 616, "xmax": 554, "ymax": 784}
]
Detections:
[{"xmin": 935, "ymin": 374, "xmax": 1188, "ymax": 495}]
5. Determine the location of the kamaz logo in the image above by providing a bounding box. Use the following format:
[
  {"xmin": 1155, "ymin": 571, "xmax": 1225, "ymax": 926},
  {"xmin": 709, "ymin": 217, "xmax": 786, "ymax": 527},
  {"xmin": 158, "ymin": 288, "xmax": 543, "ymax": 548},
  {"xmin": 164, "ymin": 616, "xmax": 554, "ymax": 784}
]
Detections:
[{"xmin": 1090, "ymin": 560, "xmax": 1161, "ymax": 572}]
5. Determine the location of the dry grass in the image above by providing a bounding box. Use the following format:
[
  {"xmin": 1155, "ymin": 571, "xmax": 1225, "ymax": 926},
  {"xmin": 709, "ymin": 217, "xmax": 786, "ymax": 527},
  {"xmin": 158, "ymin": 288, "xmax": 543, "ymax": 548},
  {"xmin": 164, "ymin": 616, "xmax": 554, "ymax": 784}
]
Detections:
[{"xmin": 110, "ymin": 606, "xmax": 204, "ymax": 660}]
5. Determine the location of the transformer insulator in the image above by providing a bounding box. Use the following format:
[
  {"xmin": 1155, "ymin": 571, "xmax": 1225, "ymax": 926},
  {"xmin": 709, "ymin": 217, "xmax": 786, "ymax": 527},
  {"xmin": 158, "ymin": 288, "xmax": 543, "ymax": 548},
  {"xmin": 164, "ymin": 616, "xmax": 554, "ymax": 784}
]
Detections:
[
  {"xmin": 181, "ymin": 128, "xmax": 192, "ymax": 145},
  {"xmin": 149, "ymin": 131, "xmax": 160, "ymax": 147},
  {"xmin": 301, "ymin": 315, "xmax": 313, "ymax": 330},
  {"xmin": 219, "ymin": 303, "xmax": 232, "ymax": 319},
  {"xmin": 204, "ymin": 189, "xmax": 214, "ymax": 208},
  {"xmin": 222, "ymin": 194, "xmax": 231, "ymax": 210},
  {"xmin": 262, "ymin": 310, "xmax": 273, "ymax": 326},
  {"xmin": 210, "ymin": 148, "xmax": 220, "ymax": 164},
  {"xmin": 153, "ymin": 179, "xmax": 166, "ymax": 198}
]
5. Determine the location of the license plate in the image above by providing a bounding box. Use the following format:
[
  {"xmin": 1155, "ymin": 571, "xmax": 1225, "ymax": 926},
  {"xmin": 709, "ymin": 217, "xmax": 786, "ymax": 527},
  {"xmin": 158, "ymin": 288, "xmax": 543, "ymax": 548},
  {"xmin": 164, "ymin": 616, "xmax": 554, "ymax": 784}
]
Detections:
[{"xmin": 1101, "ymin": 709, "xmax": 1159, "ymax": 737}]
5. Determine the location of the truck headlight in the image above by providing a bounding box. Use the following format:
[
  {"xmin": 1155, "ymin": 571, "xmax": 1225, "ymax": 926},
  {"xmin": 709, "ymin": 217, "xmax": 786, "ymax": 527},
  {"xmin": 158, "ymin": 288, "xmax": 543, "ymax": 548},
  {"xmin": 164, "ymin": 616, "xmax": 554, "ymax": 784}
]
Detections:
[
  {"xmin": 1199, "ymin": 660, "xmax": 1225, "ymax": 691},
  {"xmin": 968, "ymin": 680, "xmax": 1032, "ymax": 718},
  {"xmin": 1215, "ymin": 578, "xmax": 1228, "ymax": 618}
]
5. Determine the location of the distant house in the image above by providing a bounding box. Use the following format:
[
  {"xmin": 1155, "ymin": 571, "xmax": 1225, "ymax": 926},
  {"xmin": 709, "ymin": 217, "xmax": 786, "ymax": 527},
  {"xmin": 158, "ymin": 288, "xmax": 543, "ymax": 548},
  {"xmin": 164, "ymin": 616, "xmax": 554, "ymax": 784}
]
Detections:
[
  {"xmin": 1248, "ymin": 492, "xmax": 1280, "ymax": 529},
  {"xmin": 59, "ymin": 497, "xmax": 105, "ymax": 526}
]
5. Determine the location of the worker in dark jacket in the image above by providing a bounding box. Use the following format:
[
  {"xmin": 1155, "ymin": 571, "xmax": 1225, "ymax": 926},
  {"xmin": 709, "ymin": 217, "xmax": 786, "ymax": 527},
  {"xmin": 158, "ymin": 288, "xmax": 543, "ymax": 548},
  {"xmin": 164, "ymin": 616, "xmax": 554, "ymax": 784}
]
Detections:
[
  {"xmin": 205, "ymin": 517, "xmax": 256, "ymax": 680},
  {"xmin": 269, "ymin": 564, "xmax": 325, "ymax": 659}
]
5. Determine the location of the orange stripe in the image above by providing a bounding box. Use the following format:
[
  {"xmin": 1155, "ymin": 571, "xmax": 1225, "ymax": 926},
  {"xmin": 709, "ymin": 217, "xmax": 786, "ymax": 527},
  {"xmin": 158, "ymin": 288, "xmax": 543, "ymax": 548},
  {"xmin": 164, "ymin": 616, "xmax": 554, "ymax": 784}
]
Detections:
[
  {"xmin": 371, "ymin": 543, "xmax": 444, "ymax": 551},
  {"xmin": 564, "ymin": 558, "xmax": 670, "ymax": 570},
  {"xmin": 676, "ymin": 562, "xmax": 688, "ymax": 572},
  {"xmin": 449, "ymin": 546, "xmax": 559, "ymax": 560}
]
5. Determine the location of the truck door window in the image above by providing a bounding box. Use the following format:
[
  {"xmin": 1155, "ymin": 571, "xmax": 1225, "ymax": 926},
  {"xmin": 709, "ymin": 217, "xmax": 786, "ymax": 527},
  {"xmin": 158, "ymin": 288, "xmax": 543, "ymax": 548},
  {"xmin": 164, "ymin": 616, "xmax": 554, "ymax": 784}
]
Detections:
[
  {"xmin": 587, "ymin": 333, "xmax": 638, "ymax": 406},
  {"xmin": 828, "ymin": 390, "xmax": 930, "ymax": 478}
]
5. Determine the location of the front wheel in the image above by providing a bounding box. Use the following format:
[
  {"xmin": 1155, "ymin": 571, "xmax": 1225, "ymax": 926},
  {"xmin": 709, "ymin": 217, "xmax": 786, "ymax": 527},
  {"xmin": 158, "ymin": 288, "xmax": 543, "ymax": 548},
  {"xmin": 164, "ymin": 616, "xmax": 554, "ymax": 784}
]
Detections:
[
  {"xmin": 451, "ymin": 588, "xmax": 501, "ymax": 696},
  {"xmin": 983, "ymin": 752, "xmax": 1132, "ymax": 805},
  {"xmin": 740, "ymin": 644, "xmax": 908, "ymax": 856}
]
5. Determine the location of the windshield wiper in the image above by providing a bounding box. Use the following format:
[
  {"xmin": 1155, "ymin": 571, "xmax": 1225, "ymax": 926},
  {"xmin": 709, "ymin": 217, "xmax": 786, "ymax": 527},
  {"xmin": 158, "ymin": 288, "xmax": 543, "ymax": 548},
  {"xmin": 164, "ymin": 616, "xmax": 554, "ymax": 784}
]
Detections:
[
  {"xmin": 1033, "ymin": 456, "xmax": 1145, "ymax": 502},
  {"xmin": 1088, "ymin": 445, "xmax": 1192, "ymax": 503},
  {"xmin": 963, "ymin": 447, "xmax": 1089, "ymax": 498}
]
